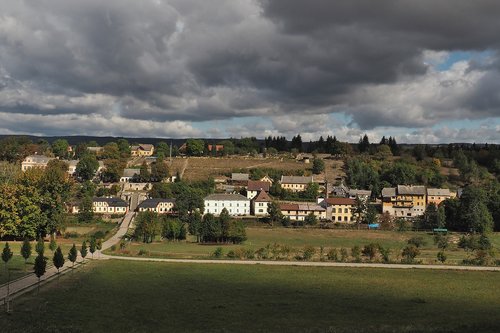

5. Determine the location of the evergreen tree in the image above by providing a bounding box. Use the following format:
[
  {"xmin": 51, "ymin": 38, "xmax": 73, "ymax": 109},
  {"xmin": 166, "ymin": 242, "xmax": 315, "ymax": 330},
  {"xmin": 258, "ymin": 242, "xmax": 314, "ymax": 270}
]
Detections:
[
  {"xmin": 81, "ymin": 241, "xmax": 88, "ymax": 262},
  {"xmin": 20, "ymin": 239, "xmax": 32, "ymax": 270},
  {"xmin": 34, "ymin": 253, "xmax": 47, "ymax": 293},
  {"xmin": 35, "ymin": 237, "xmax": 45, "ymax": 256},
  {"xmin": 89, "ymin": 238, "xmax": 97, "ymax": 258},
  {"xmin": 358, "ymin": 134, "xmax": 370, "ymax": 153},
  {"xmin": 49, "ymin": 235, "xmax": 57, "ymax": 252},
  {"xmin": 312, "ymin": 158, "xmax": 325, "ymax": 174},
  {"xmin": 68, "ymin": 244, "xmax": 78, "ymax": 268},
  {"xmin": 52, "ymin": 246, "xmax": 65, "ymax": 273}
]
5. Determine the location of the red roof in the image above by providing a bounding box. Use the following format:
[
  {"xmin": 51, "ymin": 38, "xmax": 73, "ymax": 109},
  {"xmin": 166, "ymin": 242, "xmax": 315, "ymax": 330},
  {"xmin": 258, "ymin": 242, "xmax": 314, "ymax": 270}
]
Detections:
[
  {"xmin": 323, "ymin": 198, "xmax": 356, "ymax": 206},
  {"xmin": 247, "ymin": 180, "xmax": 270, "ymax": 192},
  {"xmin": 254, "ymin": 190, "xmax": 272, "ymax": 202},
  {"xmin": 279, "ymin": 203, "xmax": 299, "ymax": 211}
]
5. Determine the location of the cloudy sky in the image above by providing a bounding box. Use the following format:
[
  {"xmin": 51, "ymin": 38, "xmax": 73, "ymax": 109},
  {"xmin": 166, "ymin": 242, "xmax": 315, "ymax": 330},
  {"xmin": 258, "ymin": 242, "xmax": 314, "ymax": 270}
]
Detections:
[{"xmin": 0, "ymin": 0, "xmax": 499, "ymax": 143}]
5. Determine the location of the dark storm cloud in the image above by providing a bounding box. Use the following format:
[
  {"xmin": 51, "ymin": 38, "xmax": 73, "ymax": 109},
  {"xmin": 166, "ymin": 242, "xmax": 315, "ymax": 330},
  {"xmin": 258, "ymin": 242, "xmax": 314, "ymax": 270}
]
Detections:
[{"xmin": 0, "ymin": 0, "xmax": 499, "ymax": 137}]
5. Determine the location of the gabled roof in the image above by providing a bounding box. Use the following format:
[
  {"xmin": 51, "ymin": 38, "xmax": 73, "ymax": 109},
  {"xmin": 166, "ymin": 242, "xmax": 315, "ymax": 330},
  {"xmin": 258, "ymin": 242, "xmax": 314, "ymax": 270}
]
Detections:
[
  {"xmin": 247, "ymin": 180, "xmax": 270, "ymax": 192},
  {"xmin": 279, "ymin": 203, "xmax": 325, "ymax": 211},
  {"xmin": 204, "ymin": 193, "xmax": 250, "ymax": 201},
  {"xmin": 381, "ymin": 187, "xmax": 396, "ymax": 197},
  {"xmin": 348, "ymin": 189, "xmax": 372, "ymax": 197},
  {"xmin": 123, "ymin": 168, "xmax": 140, "ymax": 178},
  {"xmin": 280, "ymin": 175, "xmax": 313, "ymax": 184},
  {"xmin": 137, "ymin": 198, "xmax": 175, "ymax": 209},
  {"xmin": 397, "ymin": 185, "xmax": 426, "ymax": 195},
  {"xmin": 131, "ymin": 144, "xmax": 154, "ymax": 151},
  {"xmin": 24, "ymin": 155, "xmax": 54, "ymax": 164},
  {"xmin": 322, "ymin": 198, "xmax": 356, "ymax": 206},
  {"xmin": 93, "ymin": 197, "xmax": 128, "ymax": 207},
  {"xmin": 232, "ymin": 173, "xmax": 249, "ymax": 181},
  {"xmin": 427, "ymin": 188, "xmax": 451, "ymax": 196},
  {"xmin": 254, "ymin": 190, "xmax": 272, "ymax": 202}
]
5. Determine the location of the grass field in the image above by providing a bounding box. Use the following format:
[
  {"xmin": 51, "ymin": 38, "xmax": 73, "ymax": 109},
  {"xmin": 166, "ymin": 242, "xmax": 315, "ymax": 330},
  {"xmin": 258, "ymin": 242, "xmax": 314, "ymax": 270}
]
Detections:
[
  {"xmin": 107, "ymin": 227, "xmax": 500, "ymax": 265},
  {"xmin": 168, "ymin": 156, "xmax": 345, "ymax": 182},
  {"xmin": 1, "ymin": 260, "xmax": 499, "ymax": 332}
]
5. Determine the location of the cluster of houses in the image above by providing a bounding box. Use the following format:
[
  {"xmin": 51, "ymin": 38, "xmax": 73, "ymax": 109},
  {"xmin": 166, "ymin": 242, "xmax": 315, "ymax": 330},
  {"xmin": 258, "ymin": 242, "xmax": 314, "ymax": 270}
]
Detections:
[{"xmin": 21, "ymin": 155, "xmax": 105, "ymax": 176}]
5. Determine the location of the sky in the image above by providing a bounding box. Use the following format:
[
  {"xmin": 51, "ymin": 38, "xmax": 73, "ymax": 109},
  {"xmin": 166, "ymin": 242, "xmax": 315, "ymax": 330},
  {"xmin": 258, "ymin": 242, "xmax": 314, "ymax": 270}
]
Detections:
[{"xmin": 0, "ymin": 0, "xmax": 499, "ymax": 143}]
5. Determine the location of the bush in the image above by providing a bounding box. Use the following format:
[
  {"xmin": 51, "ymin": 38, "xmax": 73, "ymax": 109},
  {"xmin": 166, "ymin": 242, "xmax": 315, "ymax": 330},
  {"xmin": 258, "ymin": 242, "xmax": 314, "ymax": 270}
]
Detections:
[
  {"xmin": 302, "ymin": 246, "xmax": 316, "ymax": 261},
  {"xmin": 327, "ymin": 248, "xmax": 338, "ymax": 261},
  {"xmin": 110, "ymin": 245, "xmax": 117, "ymax": 252},
  {"xmin": 401, "ymin": 245, "xmax": 420, "ymax": 264},
  {"xmin": 433, "ymin": 234, "xmax": 449, "ymax": 250},
  {"xmin": 361, "ymin": 243, "xmax": 379, "ymax": 262},
  {"xmin": 351, "ymin": 246, "xmax": 361, "ymax": 262},
  {"xmin": 138, "ymin": 249, "xmax": 149, "ymax": 256},
  {"xmin": 64, "ymin": 232, "xmax": 79, "ymax": 239},
  {"xmin": 407, "ymin": 236, "xmax": 426, "ymax": 248},
  {"xmin": 119, "ymin": 240, "xmax": 127, "ymax": 250},
  {"xmin": 212, "ymin": 247, "xmax": 224, "ymax": 258},
  {"xmin": 226, "ymin": 250, "xmax": 236, "ymax": 259},
  {"xmin": 437, "ymin": 251, "xmax": 447, "ymax": 263},
  {"xmin": 378, "ymin": 246, "xmax": 391, "ymax": 263},
  {"xmin": 93, "ymin": 231, "xmax": 106, "ymax": 240},
  {"xmin": 340, "ymin": 248, "xmax": 348, "ymax": 262}
]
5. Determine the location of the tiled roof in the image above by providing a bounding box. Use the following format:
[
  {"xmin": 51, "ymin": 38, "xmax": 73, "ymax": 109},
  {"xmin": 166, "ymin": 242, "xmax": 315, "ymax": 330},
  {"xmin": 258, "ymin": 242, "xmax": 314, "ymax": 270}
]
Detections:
[
  {"xmin": 348, "ymin": 189, "xmax": 371, "ymax": 197},
  {"xmin": 93, "ymin": 197, "xmax": 128, "ymax": 207},
  {"xmin": 231, "ymin": 173, "xmax": 249, "ymax": 181},
  {"xmin": 381, "ymin": 187, "xmax": 396, "ymax": 197},
  {"xmin": 397, "ymin": 185, "xmax": 426, "ymax": 195},
  {"xmin": 137, "ymin": 198, "xmax": 175, "ymax": 209},
  {"xmin": 322, "ymin": 198, "xmax": 356, "ymax": 206},
  {"xmin": 280, "ymin": 175, "xmax": 313, "ymax": 184},
  {"xmin": 247, "ymin": 180, "xmax": 270, "ymax": 192},
  {"xmin": 254, "ymin": 190, "xmax": 272, "ymax": 202},
  {"xmin": 427, "ymin": 188, "xmax": 451, "ymax": 196},
  {"xmin": 24, "ymin": 155, "xmax": 54, "ymax": 164},
  {"xmin": 204, "ymin": 193, "xmax": 250, "ymax": 201},
  {"xmin": 279, "ymin": 203, "xmax": 325, "ymax": 211}
]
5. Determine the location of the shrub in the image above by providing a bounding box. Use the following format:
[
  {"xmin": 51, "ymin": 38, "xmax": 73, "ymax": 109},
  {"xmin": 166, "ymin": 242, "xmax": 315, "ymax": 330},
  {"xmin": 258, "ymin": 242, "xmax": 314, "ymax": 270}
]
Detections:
[
  {"xmin": 245, "ymin": 249, "xmax": 255, "ymax": 259},
  {"xmin": 378, "ymin": 246, "xmax": 391, "ymax": 263},
  {"xmin": 226, "ymin": 250, "xmax": 237, "ymax": 259},
  {"xmin": 361, "ymin": 243, "xmax": 379, "ymax": 261},
  {"xmin": 119, "ymin": 240, "xmax": 127, "ymax": 250},
  {"xmin": 401, "ymin": 245, "xmax": 420, "ymax": 264},
  {"xmin": 93, "ymin": 231, "xmax": 106, "ymax": 239},
  {"xmin": 407, "ymin": 236, "xmax": 426, "ymax": 248},
  {"xmin": 64, "ymin": 232, "xmax": 79, "ymax": 239},
  {"xmin": 340, "ymin": 248, "xmax": 348, "ymax": 262},
  {"xmin": 433, "ymin": 234, "xmax": 449, "ymax": 250},
  {"xmin": 138, "ymin": 249, "xmax": 149, "ymax": 256},
  {"xmin": 351, "ymin": 245, "xmax": 361, "ymax": 262},
  {"xmin": 327, "ymin": 248, "xmax": 338, "ymax": 261},
  {"xmin": 302, "ymin": 246, "xmax": 316, "ymax": 261},
  {"xmin": 437, "ymin": 251, "xmax": 447, "ymax": 263},
  {"xmin": 110, "ymin": 245, "xmax": 117, "ymax": 252},
  {"xmin": 212, "ymin": 247, "xmax": 224, "ymax": 258}
]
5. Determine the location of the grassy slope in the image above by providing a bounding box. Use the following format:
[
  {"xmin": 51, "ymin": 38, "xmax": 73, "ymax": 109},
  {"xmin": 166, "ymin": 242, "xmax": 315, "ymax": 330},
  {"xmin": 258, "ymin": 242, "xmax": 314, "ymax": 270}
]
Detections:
[{"xmin": 1, "ymin": 260, "xmax": 499, "ymax": 333}]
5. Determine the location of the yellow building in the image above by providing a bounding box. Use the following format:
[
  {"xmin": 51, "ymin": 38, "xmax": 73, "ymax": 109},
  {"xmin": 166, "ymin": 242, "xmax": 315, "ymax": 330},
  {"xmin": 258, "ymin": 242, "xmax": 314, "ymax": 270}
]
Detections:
[
  {"xmin": 320, "ymin": 197, "xmax": 356, "ymax": 222},
  {"xmin": 426, "ymin": 188, "xmax": 452, "ymax": 206},
  {"xmin": 382, "ymin": 185, "xmax": 426, "ymax": 218},
  {"xmin": 279, "ymin": 202, "xmax": 326, "ymax": 221},
  {"xmin": 131, "ymin": 144, "xmax": 155, "ymax": 156},
  {"xmin": 280, "ymin": 176, "xmax": 314, "ymax": 192}
]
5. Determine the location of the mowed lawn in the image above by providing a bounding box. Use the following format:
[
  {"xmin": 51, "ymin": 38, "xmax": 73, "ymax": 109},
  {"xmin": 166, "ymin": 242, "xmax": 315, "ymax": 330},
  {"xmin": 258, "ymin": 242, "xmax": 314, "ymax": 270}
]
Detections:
[
  {"xmin": 110, "ymin": 227, "xmax": 500, "ymax": 265},
  {"xmin": 1, "ymin": 260, "xmax": 499, "ymax": 332}
]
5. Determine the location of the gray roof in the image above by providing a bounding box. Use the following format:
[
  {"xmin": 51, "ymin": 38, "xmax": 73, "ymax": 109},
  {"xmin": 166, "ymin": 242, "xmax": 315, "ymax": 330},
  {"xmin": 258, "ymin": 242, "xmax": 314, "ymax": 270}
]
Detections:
[
  {"xmin": 348, "ymin": 189, "xmax": 372, "ymax": 197},
  {"xmin": 24, "ymin": 155, "xmax": 54, "ymax": 164},
  {"xmin": 204, "ymin": 193, "xmax": 250, "ymax": 201},
  {"xmin": 137, "ymin": 198, "xmax": 175, "ymax": 209},
  {"xmin": 381, "ymin": 187, "xmax": 396, "ymax": 197},
  {"xmin": 231, "ymin": 173, "xmax": 249, "ymax": 181},
  {"xmin": 123, "ymin": 168, "xmax": 140, "ymax": 177},
  {"xmin": 93, "ymin": 197, "xmax": 128, "ymax": 207},
  {"xmin": 280, "ymin": 175, "xmax": 314, "ymax": 184},
  {"xmin": 427, "ymin": 188, "xmax": 451, "ymax": 196},
  {"xmin": 397, "ymin": 185, "xmax": 426, "ymax": 195}
]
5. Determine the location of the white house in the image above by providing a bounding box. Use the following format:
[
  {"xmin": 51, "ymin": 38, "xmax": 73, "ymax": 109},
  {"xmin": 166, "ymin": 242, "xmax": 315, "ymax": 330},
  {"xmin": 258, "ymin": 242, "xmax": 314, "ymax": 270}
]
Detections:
[
  {"xmin": 137, "ymin": 198, "xmax": 175, "ymax": 214},
  {"xmin": 21, "ymin": 155, "xmax": 55, "ymax": 171},
  {"xmin": 204, "ymin": 193, "xmax": 250, "ymax": 216},
  {"xmin": 252, "ymin": 190, "xmax": 272, "ymax": 216},
  {"xmin": 92, "ymin": 197, "xmax": 129, "ymax": 214}
]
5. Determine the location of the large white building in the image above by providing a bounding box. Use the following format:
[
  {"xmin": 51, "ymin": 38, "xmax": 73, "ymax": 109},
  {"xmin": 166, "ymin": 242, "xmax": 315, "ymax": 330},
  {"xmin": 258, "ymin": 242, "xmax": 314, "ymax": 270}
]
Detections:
[
  {"xmin": 137, "ymin": 198, "xmax": 176, "ymax": 214},
  {"xmin": 21, "ymin": 155, "xmax": 55, "ymax": 171},
  {"xmin": 204, "ymin": 193, "xmax": 250, "ymax": 216}
]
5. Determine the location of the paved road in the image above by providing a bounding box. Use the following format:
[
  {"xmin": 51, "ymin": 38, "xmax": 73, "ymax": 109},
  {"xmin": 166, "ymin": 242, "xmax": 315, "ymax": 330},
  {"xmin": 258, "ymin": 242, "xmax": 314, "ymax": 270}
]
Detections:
[
  {"xmin": 101, "ymin": 211, "xmax": 135, "ymax": 251},
  {"xmin": 102, "ymin": 255, "xmax": 500, "ymax": 272}
]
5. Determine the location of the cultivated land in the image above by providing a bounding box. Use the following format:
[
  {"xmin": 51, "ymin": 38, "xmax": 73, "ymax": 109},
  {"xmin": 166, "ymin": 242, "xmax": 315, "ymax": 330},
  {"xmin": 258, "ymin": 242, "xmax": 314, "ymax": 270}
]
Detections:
[
  {"xmin": 1, "ymin": 260, "xmax": 499, "ymax": 333},
  {"xmin": 167, "ymin": 156, "xmax": 345, "ymax": 182},
  {"xmin": 107, "ymin": 227, "xmax": 500, "ymax": 265}
]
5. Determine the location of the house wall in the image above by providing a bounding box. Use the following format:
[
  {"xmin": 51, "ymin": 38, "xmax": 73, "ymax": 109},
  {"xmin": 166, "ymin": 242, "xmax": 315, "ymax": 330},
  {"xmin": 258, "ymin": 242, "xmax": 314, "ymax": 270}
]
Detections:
[
  {"xmin": 204, "ymin": 199, "xmax": 250, "ymax": 216},
  {"xmin": 383, "ymin": 194, "xmax": 426, "ymax": 218},
  {"xmin": 281, "ymin": 209, "xmax": 326, "ymax": 221},
  {"xmin": 329, "ymin": 204, "xmax": 354, "ymax": 222},
  {"xmin": 281, "ymin": 183, "xmax": 307, "ymax": 192},
  {"xmin": 253, "ymin": 201, "xmax": 270, "ymax": 216}
]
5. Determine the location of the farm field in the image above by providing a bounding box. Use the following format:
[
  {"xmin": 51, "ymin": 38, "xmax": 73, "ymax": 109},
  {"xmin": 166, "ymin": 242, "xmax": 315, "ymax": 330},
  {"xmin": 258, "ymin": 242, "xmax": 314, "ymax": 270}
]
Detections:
[
  {"xmin": 168, "ymin": 156, "xmax": 345, "ymax": 182},
  {"xmin": 107, "ymin": 227, "xmax": 500, "ymax": 266},
  {"xmin": 1, "ymin": 260, "xmax": 499, "ymax": 332}
]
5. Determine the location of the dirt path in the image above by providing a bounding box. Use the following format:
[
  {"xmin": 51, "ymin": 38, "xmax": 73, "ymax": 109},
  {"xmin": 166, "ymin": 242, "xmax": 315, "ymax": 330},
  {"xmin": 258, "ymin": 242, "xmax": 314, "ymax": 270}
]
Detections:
[{"xmin": 179, "ymin": 158, "xmax": 189, "ymax": 179}]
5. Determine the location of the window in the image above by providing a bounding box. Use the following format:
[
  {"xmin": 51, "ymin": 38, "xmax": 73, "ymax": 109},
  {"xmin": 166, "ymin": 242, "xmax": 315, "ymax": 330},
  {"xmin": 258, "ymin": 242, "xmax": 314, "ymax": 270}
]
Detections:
[
  {"xmin": 332, "ymin": 208, "xmax": 336, "ymax": 213},
  {"xmin": 337, "ymin": 216, "xmax": 341, "ymax": 221},
  {"xmin": 344, "ymin": 208, "xmax": 348, "ymax": 213}
]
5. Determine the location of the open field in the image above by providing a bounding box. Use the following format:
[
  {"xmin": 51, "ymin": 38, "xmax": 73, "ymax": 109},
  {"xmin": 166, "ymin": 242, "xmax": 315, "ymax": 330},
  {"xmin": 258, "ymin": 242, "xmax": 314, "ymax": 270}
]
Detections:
[
  {"xmin": 168, "ymin": 156, "xmax": 345, "ymax": 182},
  {"xmin": 1, "ymin": 260, "xmax": 499, "ymax": 332},
  {"xmin": 107, "ymin": 227, "xmax": 500, "ymax": 265}
]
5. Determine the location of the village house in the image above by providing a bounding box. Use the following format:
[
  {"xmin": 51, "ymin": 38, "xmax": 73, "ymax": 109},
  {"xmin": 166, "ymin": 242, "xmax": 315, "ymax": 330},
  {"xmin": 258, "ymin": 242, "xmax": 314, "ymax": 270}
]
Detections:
[
  {"xmin": 348, "ymin": 189, "xmax": 372, "ymax": 202},
  {"xmin": 280, "ymin": 175, "xmax": 314, "ymax": 192},
  {"xmin": 382, "ymin": 185, "xmax": 426, "ymax": 218},
  {"xmin": 70, "ymin": 197, "xmax": 129, "ymax": 214},
  {"xmin": 87, "ymin": 146, "xmax": 104, "ymax": 154},
  {"xmin": 130, "ymin": 144, "xmax": 154, "ymax": 157},
  {"xmin": 259, "ymin": 175, "xmax": 274, "ymax": 184},
  {"xmin": 204, "ymin": 193, "xmax": 250, "ymax": 216},
  {"xmin": 252, "ymin": 190, "xmax": 272, "ymax": 216},
  {"xmin": 246, "ymin": 180, "xmax": 271, "ymax": 200},
  {"xmin": 120, "ymin": 168, "xmax": 140, "ymax": 183},
  {"xmin": 426, "ymin": 188, "xmax": 454, "ymax": 206},
  {"xmin": 319, "ymin": 197, "xmax": 356, "ymax": 222},
  {"xmin": 21, "ymin": 155, "xmax": 55, "ymax": 171},
  {"xmin": 231, "ymin": 173, "xmax": 249, "ymax": 185},
  {"xmin": 137, "ymin": 198, "xmax": 176, "ymax": 214},
  {"xmin": 279, "ymin": 202, "xmax": 326, "ymax": 221}
]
